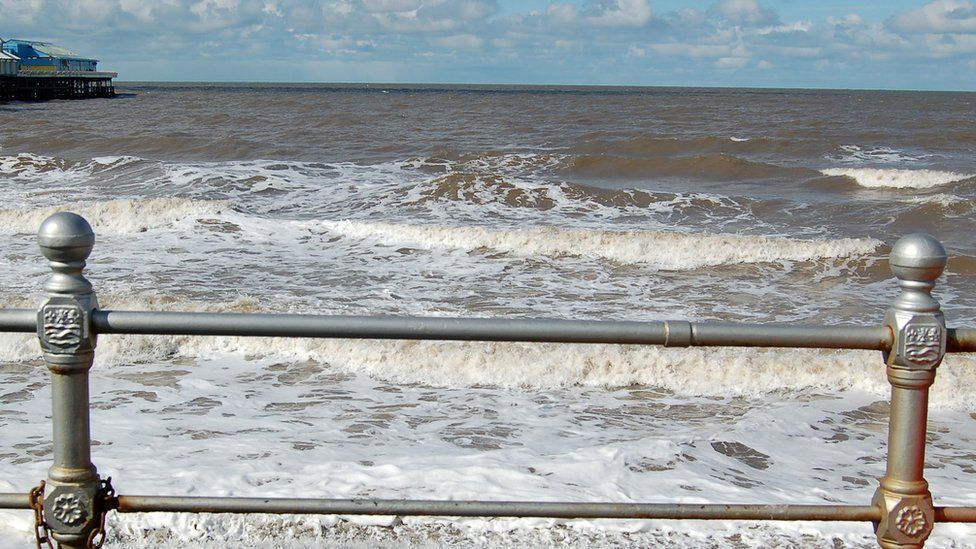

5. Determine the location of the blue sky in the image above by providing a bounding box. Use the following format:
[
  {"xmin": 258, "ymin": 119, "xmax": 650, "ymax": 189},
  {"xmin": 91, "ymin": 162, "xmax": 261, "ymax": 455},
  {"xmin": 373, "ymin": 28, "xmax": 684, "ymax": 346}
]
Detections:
[{"xmin": 2, "ymin": 0, "xmax": 975, "ymax": 89}]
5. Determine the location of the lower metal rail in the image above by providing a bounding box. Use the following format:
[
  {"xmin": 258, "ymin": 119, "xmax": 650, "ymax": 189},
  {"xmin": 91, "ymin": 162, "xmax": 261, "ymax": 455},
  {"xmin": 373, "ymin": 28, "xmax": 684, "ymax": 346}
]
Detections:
[
  {"xmin": 117, "ymin": 496, "xmax": 883, "ymax": 521},
  {"xmin": 6, "ymin": 490, "xmax": 976, "ymax": 523},
  {"xmin": 0, "ymin": 492, "xmax": 27, "ymax": 509}
]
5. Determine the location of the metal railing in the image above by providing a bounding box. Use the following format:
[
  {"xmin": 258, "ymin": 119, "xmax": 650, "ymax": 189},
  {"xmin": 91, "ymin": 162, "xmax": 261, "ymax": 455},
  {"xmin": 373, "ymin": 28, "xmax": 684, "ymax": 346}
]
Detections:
[
  {"xmin": 1, "ymin": 211, "xmax": 975, "ymax": 548},
  {"xmin": 15, "ymin": 70, "xmax": 118, "ymax": 79}
]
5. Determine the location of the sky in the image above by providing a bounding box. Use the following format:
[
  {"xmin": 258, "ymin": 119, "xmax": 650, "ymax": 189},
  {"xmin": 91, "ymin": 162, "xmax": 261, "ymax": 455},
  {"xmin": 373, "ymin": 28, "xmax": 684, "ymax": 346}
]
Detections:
[{"xmin": 2, "ymin": 0, "xmax": 976, "ymax": 90}]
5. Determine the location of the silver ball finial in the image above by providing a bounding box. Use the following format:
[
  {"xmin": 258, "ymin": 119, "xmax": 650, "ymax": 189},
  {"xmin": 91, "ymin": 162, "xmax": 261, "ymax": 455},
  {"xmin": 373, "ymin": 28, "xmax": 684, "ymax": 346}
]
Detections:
[
  {"xmin": 889, "ymin": 233, "xmax": 947, "ymax": 283},
  {"xmin": 37, "ymin": 212, "xmax": 95, "ymax": 264}
]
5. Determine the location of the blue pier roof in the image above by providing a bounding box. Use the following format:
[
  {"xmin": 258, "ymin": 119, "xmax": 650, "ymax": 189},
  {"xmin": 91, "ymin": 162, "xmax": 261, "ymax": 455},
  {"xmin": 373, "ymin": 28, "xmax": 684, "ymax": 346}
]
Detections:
[{"xmin": 2, "ymin": 39, "xmax": 99, "ymax": 72}]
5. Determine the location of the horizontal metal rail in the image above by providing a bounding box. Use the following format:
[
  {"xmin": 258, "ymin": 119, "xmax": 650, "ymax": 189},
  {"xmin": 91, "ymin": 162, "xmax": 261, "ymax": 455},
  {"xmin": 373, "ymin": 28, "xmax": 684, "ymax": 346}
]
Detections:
[
  {"xmin": 3, "ymin": 308, "xmax": 975, "ymax": 351},
  {"xmin": 2, "ymin": 307, "xmax": 974, "ymax": 351},
  {"xmin": 0, "ymin": 492, "xmax": 27, "ymax": 509},
  {"xmin": 0, "ymin": 309, "xmax": 33, "ymax": 332},
  {"xmin": 116, "ymin": 496, "xmax": 882, "ymax": 521},
  {"xmin": 15, "ymin": 70, "xmax": 117, "ymax": 78},
  {"xmin": 0, "ymin": 308, "xmax": 900, "ymax": 350},
  {"xmin": 936, "ymin": 507, "xmax": 976, "ymax": 522},
  {"xmin": 6, "ymin": 490, "xmax": 976, "ymax": 523},
  {"xmin": 3, "ymin": 308, "xmax": 974, "ymax": 352},
  {"xmin": 94, "ymin": 312, "xmax": 895, "ymax": 349},
  {"xmin": 948, "ymin": 327, "xmax": 976, "ymax": 352}
]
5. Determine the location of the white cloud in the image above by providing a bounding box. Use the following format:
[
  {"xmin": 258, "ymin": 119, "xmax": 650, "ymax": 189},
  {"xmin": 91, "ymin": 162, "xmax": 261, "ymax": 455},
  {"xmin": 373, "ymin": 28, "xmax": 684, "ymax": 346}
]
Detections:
[
  {"xmin": 435, "ymin": 33, "xmax": 484, "ymax": 50},
  {"xmin": 650, "ymin": 42, "xmax": 735, "ymax": 58},
  {"xmin": 553, "ymin": 39, "xmax": 581, "ymax": 51},
  {"xmin": 2, "ymin": 0, "xmax": 975, "ymax": 88},
  {"xmin": 757, "ymin": 21, "xmax": 812, "ymax": 35},
  {"xmin": 451, "ymin": 0, "xmax": 496, "ymax": 20},
  {"xmin": 324, "ymin": 1, "xmax": 355, "ymax": 17},
  {"xmin": 890, "ymin": 0, "xmax": 976, "ymax": 34},
  {"xmin": 190, "ymin": 0, "xmax": 241, "ymax": 18},
  {"xmin": 827, "ymin": 14, "xmax": 862, "ymax": 27},
  {"xmin": 763, "ymin": 45, "xmax": 821, "ymax": 58},
  {"xmin": 119, "ymin": 0, "xmax": 155, "ymax": 22},
  {"xmin": 546, "ymin": 3, "xmax": 578, "ymax": 25},
  {"xmin": 546, "ymin": 0, "xmax": 651, "ymax": 28},
  {"xmin": 587, "ymin": 0, "xmax": 652, "ymax": 28},
  {"xmin": 715, "ymin": 56, "xmax": 748, "ymax": 68},
  {"xmin": 712, "ymin": 0, "xmax": 776, "ymax": 26},
  {"xmin": 627, "ymin": 45, "xmax": 646, "ymax": 58},
  {"xmin": 919, "ymin": 32, "xmax": 976, "ymax": 55},
  {"xmin": 361, "ymin": 0, "xmax": 420, "ymax": 13}
]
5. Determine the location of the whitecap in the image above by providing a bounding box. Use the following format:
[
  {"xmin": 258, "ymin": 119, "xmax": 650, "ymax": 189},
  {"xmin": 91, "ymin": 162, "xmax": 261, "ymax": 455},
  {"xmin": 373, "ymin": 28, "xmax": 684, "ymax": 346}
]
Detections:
[
  {"xmin": 821, "ymin": 167, "xmax": 972, "ymax": 189},
  {"xmin": 315, "ymin": 221, "xmax": 881, "ymax": 270}
]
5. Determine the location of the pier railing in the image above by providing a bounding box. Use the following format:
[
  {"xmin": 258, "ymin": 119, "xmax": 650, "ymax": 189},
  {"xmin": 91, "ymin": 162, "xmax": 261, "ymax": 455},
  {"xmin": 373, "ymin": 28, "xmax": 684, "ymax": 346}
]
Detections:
[{"xmin": 1, "ymin": 212, "xmax": 975, "ymax": 548}]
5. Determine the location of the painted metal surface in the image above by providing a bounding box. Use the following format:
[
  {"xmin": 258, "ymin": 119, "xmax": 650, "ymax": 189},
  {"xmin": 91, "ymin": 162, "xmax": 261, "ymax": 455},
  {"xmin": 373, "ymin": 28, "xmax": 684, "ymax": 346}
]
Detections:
[
  {"xmin": 4, "ymin": 310, "xmax": 976, "ymax": 351},
  {"xmin": 0, "ymin": 51, "xmax": 18, "ymax": 77},
  {"xmin": 14, "ymin": 70, "xmax": 118, "ymax": 78},
  {"xmin": 115, "ymin": 496, "xmax": 883, "ymax": 521},
  {"xmin": 90, "ymin": 311, "xmax": 892, "ymax": 349},
  {"xmin": 35, "ymin": 213, "xmax": 104, "ymax": 549},
  {"xmin": 2, "ymin": 40, "xmax": 98, "ymax": 72},
  {"xmin": 0, "ymin": 492, "xmax": 29, "ymax": 509},
  {"xmin": 873, "ymin": 234, "xmax": 948, "ymax": 548},
  {"xmin": 0, "ymin": 489, "xmax": 972, "ymax": 523}
]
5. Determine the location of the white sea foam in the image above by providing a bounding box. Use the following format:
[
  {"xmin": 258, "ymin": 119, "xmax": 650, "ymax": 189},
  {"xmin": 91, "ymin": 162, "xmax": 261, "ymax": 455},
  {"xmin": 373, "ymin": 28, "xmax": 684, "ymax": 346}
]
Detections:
[
  {"xmin": 821, "ymin": 167, "xmax": 972, "ymax": 189},
  {"xmin": 0, "ymin": 152, "xmax": 66, "ymax": 176},
  {"xmin": 2, "ymin": 346, "xmax": 975, "ymax": 548},
  {"xmin": 906, "ymin": 193, "xmax": 976, "ymax": 216},
  {"xmin": 318, "ymin": 221, "xmax": 881, "ymax": 269},
  {"xmin": 5, "ymin": 290, "xmax": 975, "ymax": 406},
  {"xmin": 834, "ymin": 144, "xmax": 928, "ymax": 164},
  {"xmin": 0, "ymin": 198, "xmax": 233, "ymax": 234},
  {"xmin": 91, "ymin": 155, "xmax": 143, "ymax": 167}
]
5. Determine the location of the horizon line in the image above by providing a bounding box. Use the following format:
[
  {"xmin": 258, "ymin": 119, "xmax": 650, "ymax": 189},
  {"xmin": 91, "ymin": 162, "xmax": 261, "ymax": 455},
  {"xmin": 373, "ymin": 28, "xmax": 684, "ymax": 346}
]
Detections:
[{"xmin": 111, "ymin": 80, "xmax": 976, "ymax": 94}]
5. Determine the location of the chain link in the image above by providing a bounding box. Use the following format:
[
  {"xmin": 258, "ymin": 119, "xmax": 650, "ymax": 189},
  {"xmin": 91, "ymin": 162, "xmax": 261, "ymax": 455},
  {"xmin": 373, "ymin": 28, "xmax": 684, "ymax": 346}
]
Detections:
[
  {"xmin": 28, "ymin": 477, "xmax": 117, "ymax": 549},
  {"xmin": 28, "ymin": 480, "xmax": 54, "ymax": 549},
  {"xmin": 86, "ymin": 477, "xmax": 116, "ymax": 549}
]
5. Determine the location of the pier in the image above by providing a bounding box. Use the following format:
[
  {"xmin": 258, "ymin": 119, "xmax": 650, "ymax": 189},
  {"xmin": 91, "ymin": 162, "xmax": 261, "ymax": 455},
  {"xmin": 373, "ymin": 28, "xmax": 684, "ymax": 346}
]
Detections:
[
  {"xmin": 0, "ymin": 39, "xmax": 116, "ymax": 100},
  {"xmin": 0, "ymin": 72, "xmax": 116, "ymax": 100}
]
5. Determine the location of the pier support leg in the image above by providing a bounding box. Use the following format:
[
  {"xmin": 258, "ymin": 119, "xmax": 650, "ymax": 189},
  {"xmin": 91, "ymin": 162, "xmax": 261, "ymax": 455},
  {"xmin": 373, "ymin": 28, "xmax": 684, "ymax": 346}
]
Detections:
[
  {"xmin": 874, "ymin": 234, "xmax": 948, "ymax": 548},
  {"xmin": 36, "ymin": 213, "xmax": 104, "ymax": 548}
]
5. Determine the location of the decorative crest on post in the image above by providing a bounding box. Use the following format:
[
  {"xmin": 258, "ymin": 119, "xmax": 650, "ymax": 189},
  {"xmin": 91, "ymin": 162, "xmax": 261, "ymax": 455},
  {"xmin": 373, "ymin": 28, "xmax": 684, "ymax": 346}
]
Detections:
[
  {"xmin": 874, "ymin": 233, "xmax": 948, "ymax": 548},
  {"xmin": 36, "ymin": 212, "xmax": 105, "ymax": 548},
  {"xmin": 884, "ymin": 233, "xmax": 947, "ymax": 371},
  {"xmin": 36, "ymin": 212, "xmax": 98, "ymax": 358}
]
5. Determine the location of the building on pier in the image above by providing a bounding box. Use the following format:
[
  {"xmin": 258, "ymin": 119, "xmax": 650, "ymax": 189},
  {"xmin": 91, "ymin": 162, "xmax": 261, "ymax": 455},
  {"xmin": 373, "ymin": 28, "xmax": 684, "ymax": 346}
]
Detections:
[
  {"xmin": 0, "ymin": 50, "xmax": 18, "ymax": 76},
  {"xmin": 0, "ymin": 38, "xmax": 116, "ymax": 100}
]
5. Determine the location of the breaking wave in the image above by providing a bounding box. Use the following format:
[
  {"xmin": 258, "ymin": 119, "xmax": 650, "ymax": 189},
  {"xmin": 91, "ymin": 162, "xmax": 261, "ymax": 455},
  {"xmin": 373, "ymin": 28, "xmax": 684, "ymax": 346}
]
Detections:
[
  {"xmin": 820, "ymin": 168, "xmax": 973, "ymax": 189},
  {"xmin": 317, "ymin": 221, "xmax": 881, "ymax": 270},
  {"xmin": 0, "ymin": 198, "xmax": 233, "ymax": 234},
  {"xmin": 0, "ymin": 294, "xmax": 973, "ymax": 407}
]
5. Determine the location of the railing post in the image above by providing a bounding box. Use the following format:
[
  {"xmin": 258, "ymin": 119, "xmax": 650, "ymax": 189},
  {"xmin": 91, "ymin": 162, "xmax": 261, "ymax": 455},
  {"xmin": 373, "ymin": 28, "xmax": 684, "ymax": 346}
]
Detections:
[
  {"xmin": 873, "ymin": 234, "xmax": 948, "ymax": 548},
  {"xmin": 36, "ymin": 212, "xmax": 102, "ymax": 548}
]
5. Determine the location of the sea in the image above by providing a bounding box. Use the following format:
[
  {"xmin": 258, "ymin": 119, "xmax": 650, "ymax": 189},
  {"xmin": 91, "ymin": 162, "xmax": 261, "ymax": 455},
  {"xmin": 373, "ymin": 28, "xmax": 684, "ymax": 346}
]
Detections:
[{"xmin": 1, "ymin": 84, "xmax": 975, "ymax": 548}]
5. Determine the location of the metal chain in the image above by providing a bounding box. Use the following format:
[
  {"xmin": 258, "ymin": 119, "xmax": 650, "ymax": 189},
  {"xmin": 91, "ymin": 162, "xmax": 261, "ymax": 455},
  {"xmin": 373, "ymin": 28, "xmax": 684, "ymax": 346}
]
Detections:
[
  {"xmin": 28, "ymin": 480, "xmax": 54, "ymax": 549},
  {"xmin": 86, "ymin": 477, "xmax": 116, "ymax": 549},
  {"xmin": 28, "ymin": 477, "xmax": 117, "ymax": 549}
]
